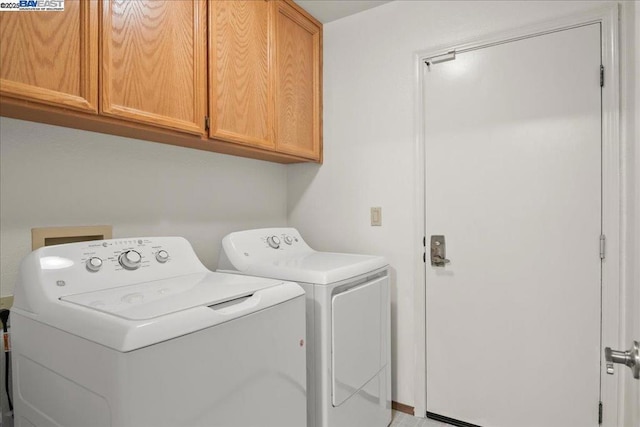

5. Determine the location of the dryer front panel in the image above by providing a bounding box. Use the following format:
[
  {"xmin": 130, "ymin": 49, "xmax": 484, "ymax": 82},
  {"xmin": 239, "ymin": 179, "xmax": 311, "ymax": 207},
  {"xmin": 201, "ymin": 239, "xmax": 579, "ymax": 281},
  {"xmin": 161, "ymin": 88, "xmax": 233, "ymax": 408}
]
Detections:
[{"xmin": 331, "ymin": 275, "xmax": 387, "ymax": 406}]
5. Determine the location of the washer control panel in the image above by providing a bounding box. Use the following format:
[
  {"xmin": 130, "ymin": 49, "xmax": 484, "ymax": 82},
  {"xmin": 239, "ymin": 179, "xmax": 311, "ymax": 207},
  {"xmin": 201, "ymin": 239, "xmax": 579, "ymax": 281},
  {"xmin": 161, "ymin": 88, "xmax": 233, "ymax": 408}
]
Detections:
[
  {"xmin": 74, "ymin": 238, "xmax": 173, "ymax": 274},
  {"xmin": 27, "ymin": 237, "xmax": 207, "ymax": 299}
]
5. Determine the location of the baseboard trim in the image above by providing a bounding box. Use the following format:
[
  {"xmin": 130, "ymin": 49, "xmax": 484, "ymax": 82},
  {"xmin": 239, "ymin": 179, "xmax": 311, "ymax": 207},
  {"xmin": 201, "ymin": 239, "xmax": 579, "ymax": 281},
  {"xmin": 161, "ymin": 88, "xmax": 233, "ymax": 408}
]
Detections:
[{"xmin": 392, "ymin": 401, "xmax": 414, "ymax": 415}]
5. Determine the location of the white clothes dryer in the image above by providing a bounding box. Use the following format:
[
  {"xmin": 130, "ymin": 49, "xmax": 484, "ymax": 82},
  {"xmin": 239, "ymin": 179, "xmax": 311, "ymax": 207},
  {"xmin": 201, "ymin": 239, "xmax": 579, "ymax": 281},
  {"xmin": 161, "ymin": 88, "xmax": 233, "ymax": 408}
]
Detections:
[
  {"xmin": 11, "ymin": 236, "xmax": 306, "ymax": 427},
  {"xmin": 218, "ymin": 227, "xmax": 391, "ymax": 427}
]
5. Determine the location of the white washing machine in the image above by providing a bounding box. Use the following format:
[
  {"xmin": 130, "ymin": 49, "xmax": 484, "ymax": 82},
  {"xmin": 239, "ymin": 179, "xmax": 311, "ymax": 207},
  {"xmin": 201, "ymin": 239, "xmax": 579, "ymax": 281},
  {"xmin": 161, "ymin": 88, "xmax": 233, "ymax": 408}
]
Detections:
[
  {"xmin": 218, "ymin": 228, "xmax": 391, "ymax": 427},
  {"xmin": 11, "ymin": 236, "xmax": 307, "ymax": 427}
]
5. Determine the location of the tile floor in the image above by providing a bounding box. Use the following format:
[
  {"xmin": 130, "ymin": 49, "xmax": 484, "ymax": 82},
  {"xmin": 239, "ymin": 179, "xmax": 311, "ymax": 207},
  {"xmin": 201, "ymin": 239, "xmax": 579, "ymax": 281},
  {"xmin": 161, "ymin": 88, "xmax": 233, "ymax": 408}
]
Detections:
[{"xmin": 390, "ymin": 410, "xmax": 452, "ymax": 427}]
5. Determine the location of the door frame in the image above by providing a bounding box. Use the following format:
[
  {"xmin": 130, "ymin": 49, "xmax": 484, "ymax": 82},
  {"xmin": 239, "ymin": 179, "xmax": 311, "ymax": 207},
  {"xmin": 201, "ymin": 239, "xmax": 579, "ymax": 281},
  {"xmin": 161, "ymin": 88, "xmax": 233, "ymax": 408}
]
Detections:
[{"xmin": 412, "ymin": 5, "xmax": 622, "ymax": 425}]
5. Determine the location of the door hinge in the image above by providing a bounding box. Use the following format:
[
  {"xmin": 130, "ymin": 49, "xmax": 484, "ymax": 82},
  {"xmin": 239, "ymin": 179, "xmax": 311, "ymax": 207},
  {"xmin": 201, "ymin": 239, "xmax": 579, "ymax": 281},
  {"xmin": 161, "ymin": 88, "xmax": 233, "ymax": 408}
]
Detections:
[
  {"xmin": 600, "ymin": 65, "xmax": 604, "ymax": 88},
  {"xmin": 600, "ymin": 234, "xmax": 606, "ymax": 260},
  {"xmin": 423, "ymin": 236, "xmax": 426, "ymax": 247},
  {"xmin": 598, "ymin": 401, "xmax": 603, "ymax": 424},
  {"xmin": 423, "ymin": 252, "xmax": 426, "ymax": 263},
  {"xmin": 205, "ymin": 116, "xmax": 210, "ymax": 131}
]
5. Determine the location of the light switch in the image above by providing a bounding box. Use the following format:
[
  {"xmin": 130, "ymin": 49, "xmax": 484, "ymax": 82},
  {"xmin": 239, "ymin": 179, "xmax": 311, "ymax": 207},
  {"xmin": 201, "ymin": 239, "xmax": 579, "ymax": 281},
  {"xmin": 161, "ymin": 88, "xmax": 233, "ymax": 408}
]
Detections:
[{"xmin": 371, "ymin": 207, "xmax": 382, "ymax": 226}]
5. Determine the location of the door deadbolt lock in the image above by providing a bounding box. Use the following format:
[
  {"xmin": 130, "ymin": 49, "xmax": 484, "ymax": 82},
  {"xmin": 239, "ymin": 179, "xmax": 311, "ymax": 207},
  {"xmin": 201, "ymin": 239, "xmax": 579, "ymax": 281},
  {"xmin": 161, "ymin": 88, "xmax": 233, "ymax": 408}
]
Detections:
[
  {"xmin": 430, "ymin": 235, "xmax": 450, "ymax": 267},
  {"xmin": 605, "ymin": 341, "xmax": 639, "ymax": 379}
]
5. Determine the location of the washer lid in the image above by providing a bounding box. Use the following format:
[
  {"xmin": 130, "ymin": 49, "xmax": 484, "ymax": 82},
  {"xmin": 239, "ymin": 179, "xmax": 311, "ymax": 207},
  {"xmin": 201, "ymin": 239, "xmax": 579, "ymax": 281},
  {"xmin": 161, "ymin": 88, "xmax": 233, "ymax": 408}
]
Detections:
[
  {"xmin": 61, "ymin": 272, "xmax": 284, "ymax": 320},
  {"xmin": 32, "ymin": 272, "xmax": 305, "ymax": 352},
  {"xmin": 237, "ymin": 252, "xmax": 387, "ymax": 284}
]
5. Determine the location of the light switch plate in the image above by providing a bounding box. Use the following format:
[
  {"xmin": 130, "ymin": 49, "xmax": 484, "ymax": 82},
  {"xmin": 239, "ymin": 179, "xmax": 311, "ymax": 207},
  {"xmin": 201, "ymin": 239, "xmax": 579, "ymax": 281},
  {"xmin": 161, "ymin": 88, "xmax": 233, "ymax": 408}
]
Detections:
[{"xmin": 371, "ymin": 207, "xmax": 382, "ymax": 226}]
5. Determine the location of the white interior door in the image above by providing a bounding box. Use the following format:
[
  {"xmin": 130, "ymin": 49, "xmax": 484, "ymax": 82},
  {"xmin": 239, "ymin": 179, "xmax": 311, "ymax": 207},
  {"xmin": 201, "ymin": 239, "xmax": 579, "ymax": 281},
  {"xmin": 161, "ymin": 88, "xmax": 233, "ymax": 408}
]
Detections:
[{"xmin": 424, "ymin": 24, "xmax": 602, "ymax": 427}]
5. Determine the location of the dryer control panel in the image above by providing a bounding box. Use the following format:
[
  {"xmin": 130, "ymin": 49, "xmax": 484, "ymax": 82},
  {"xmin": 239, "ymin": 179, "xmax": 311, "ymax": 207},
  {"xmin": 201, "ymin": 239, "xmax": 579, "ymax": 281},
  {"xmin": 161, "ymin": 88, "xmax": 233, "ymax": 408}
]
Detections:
[
  {"xmin": 218, "ymin": 228, "xmax": 323, "ymax": 278},
  {"xmin": 265, "ymin": 231, "xmax": 300, "ymax": 250},
  {"xmin": 223, "ymin": 228, "xmax": 314, "ymax": 258}
]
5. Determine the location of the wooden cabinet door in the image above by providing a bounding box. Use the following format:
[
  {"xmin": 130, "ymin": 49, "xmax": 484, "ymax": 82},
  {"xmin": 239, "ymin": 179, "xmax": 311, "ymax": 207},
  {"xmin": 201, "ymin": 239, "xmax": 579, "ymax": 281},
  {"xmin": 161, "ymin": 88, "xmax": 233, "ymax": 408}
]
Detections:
[
  {"xmin": 0, "ymin": 0, "xmax": 98, "ymax": 112},
  {"xmin": 273, "ymin": 1, "xmax": 322, "ymax": 161},
  {"xmin": 209, "ymin": 0, "xmax": 273, "ymax": 149},
  {"xmin": 101, "ymin": 0, "xmax": 206, "ymax": 135}
]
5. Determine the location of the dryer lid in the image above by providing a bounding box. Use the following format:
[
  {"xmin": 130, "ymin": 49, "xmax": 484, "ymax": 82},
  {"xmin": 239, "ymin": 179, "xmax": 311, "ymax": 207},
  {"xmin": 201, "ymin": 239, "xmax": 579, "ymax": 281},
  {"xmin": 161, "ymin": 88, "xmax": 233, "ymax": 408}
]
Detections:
[
  {"xmin": 231, "ymin": 252, "xmax": 387, "ymax": 285},
  {"xmin": 219, "ymin": 228, "xmax": 387, "ymax": 284}
]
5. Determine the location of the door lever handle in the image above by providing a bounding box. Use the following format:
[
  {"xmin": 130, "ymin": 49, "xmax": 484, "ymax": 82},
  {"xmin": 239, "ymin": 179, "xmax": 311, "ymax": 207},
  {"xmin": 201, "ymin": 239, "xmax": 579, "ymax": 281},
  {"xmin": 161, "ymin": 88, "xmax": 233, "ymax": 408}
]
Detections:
[
  {"xmin": 605, "ymin": 341, "xmax": 639, "ymax": 379},
  {"xmin": 430, "ymin": 235, "xmax": 450, "ymax": 267},
  {"xmin": 432, "ymin": 255, "xmax": 450, "ymax": 265}
]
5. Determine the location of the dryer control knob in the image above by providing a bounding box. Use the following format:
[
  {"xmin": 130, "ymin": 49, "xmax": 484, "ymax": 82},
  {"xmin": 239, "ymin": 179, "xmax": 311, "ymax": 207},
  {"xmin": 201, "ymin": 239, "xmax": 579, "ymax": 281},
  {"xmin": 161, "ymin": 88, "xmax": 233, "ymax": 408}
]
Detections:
[
  {"xmin": 267, "ymin": 236, "xmax": 281, "ymax": 249},
  {"xmin": 119, "ymin": 250, "xmax": 142, "ymax": 270},
  {"xmin": 156, "ymin": 250, "xmax": 169, "ymax": 263},
  {"xmin": 283, "ymin": 235, "xmax": 293, "ymax": 245},
  {"xmin": 86, "ymin": 257, "xmax": 103, "ymax": 272}
]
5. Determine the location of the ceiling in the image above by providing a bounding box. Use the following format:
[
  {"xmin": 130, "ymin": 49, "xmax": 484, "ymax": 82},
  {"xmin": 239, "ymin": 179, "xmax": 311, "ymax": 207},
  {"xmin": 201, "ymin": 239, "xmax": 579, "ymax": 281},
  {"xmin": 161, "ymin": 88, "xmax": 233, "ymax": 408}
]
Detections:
[{"xmin": 293, "ymin": 1, "xmax": 393, "ymax": 23}]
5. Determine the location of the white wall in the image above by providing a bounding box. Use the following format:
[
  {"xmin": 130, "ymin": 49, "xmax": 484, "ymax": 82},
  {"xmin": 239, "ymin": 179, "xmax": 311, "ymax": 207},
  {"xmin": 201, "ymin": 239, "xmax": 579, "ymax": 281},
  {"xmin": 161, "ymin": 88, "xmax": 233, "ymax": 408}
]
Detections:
[
  {"xmin": 0, "ymin": 117, "xmax": 288, "ymax": 297},
  {"xmin": 287, "ymin": 0, "xmax": 638, "ymax": 414}
]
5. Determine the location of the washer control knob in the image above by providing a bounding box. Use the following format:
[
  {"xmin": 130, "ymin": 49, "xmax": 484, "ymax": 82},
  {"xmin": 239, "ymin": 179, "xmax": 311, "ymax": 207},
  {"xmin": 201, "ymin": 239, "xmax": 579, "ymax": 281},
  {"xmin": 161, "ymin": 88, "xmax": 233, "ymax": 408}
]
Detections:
[
  {"xmin": 267, "ymin": 236, "xmax": 281, "ymax": 249},
  {"xmin": 283, "ymin": 235, "xmax": 293, "ymax": 245},
  {"xmin": 86, "ymin": 257, "xmax": 103, "ymax": 272},
  {"xmin": 156, "ymin": 250, "xmax": 169, "ymax": 263},
  {"xmin": 119, "ymin": 250, "xmax": 142, "ymax": 270}
]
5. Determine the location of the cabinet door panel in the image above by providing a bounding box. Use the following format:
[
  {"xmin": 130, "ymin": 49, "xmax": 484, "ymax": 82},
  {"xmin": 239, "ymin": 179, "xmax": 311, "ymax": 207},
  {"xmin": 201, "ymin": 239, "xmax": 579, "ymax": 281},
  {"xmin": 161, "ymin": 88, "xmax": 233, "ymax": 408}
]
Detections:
[
  {"xmin": 102, "ymin": 0, "xmax": 206, "ymax": 135},
  {"xmin": 0, "ymin": 0, "xmax": 98, "ymax": 112},
  {"xmin": 210, "ymin": 0, "xmax": 273, "ymax": 149},
  {"xmin": 274, "ymin": 1, "xmax": 321, "ymax": 161}
]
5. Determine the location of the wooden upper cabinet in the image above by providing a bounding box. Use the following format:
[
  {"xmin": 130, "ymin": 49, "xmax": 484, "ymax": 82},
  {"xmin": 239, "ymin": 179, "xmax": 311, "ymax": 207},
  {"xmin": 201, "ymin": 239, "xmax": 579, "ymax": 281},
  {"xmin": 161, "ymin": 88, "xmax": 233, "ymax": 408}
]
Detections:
[
  {"xmin": 209, "ymin": 0, "xmax": 273, "ymax": 149},
  {"xmin": 273, "ymin": 1, "xmax": 322, "ymax": 161},
  {"xmin": 0, "ymin": 0, "xmax": 98, "ymax": 112},
  {"xmin": 0, "ymin": 0, "xmax": 322, "ymax": 163},
  {"xmin": 101, "ymin": 0, "xmax": 206, "ymax": 135},
  {"xmin": 210, "ymin": 0, "xmax": 322, "ymax": 161}
]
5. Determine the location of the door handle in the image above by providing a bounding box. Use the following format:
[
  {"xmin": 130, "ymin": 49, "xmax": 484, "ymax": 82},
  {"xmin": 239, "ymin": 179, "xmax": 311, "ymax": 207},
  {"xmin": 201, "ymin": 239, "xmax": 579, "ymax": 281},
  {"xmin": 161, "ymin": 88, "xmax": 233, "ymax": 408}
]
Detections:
[
  {"xmin": 430, "ymin": 235, "xmax": 450, "ymax": 267},
  {"xmin": 604, "ymin": 341, "xmax": 639, "ymax": 379},
  {"xmin": 432, "ymin": 255, "xmax": 450, "ymax": 265}
]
